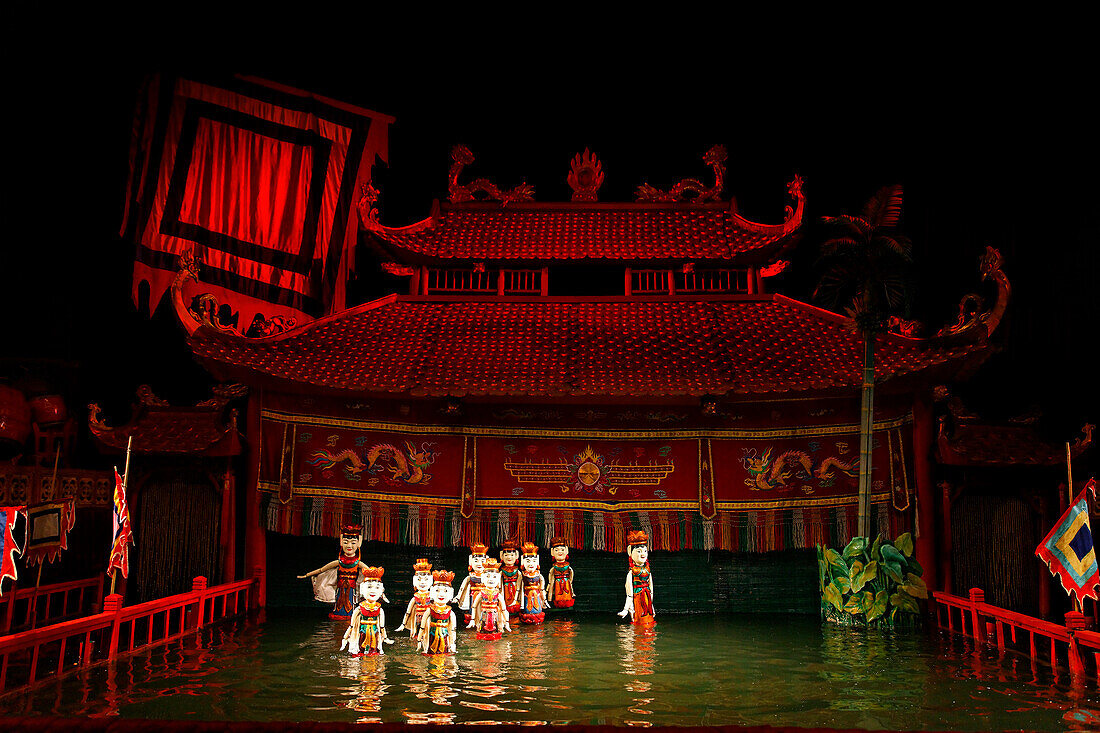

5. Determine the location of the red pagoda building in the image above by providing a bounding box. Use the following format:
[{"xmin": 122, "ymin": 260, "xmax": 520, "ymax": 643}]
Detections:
[{"xmin": 166, "ymin": 142, "xmax": 1010, "ymax": 609}]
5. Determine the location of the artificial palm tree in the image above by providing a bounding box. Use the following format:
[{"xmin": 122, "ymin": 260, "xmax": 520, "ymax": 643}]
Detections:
[{"xmin": 814, "ymin": 185, "xmax": 913, "ymax": 538}]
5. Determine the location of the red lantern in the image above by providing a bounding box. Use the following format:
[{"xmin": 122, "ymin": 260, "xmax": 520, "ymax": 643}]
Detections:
[
  {"xmin": 29, "ymin": 394, "xmax": 67, "ymax": 426},
  {"xmin": 0, "ymin": 385, "xmax": 32, "ymax": 450}
]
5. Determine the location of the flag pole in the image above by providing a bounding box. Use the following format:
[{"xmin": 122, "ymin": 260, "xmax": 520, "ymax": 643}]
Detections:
[
  {"xmin": 1066, "ymin": 442, "xmax": 1081, "ymax": 614},
  {"xmin": 110, "ymin": 461, "xmax": 118, "ymax": 597},
  {"xmin": 110, "ymin": 437, "xmax": 134, "ymax": 598}
]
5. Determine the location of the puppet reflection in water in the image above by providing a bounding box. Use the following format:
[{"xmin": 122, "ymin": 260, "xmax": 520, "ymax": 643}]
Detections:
[
  {"xmin": 338, "ymin": 653, "xmax": 389, "ymax": 720},
  {"xmin": 618, "ymin": 530, "xmax": 655, "ymax": 627}
]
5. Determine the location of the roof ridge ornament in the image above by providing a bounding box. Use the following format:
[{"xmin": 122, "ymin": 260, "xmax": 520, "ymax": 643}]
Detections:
[
  {"xmin": 635, "ymin": 144, "xmax": 727, "ymax": 203},
  {"xmin": 567, "ymin": 149, "xmax": 604, "ymax": 202},
  {"xmin": 448, "ymin": 144, "xmax": 535, "ymax": 205},
  {"xmin": 356, "ymin": 181, "xmax": 382, "ymax": 230},
  {"xmin": 935, "ymin": 246, "xmax": 1011, "ymax": 340},
  {"xmin": 171, "ymin": 252, "xmax": 298, "ymax": 339}
]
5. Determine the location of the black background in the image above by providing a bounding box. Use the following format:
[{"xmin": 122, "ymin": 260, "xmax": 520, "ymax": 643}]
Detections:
[{"xmin": 4, "ymin": 33, "xmax": 1096, "ymax": 476}]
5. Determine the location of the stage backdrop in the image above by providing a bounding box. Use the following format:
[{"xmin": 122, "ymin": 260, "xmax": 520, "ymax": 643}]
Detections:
[{"xmin": 256, "ymin": 394, "xmax": 912, "ymax": 552}]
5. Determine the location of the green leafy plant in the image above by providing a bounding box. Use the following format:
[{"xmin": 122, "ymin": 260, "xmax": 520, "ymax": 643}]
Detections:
[{"xmin": 817, "ymin": 532, "xmax": 925, "ymax": 627}]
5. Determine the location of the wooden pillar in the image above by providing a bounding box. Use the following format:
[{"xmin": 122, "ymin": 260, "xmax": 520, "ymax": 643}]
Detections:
[
  {"xmin": 243, "ymin": 393, "xmax": 266, "ymax": 608},
  {"xmin": 1038, "ymin": 494, "xmax": 1051, "ymax": 619},
  {"xmin": 939, "ymin": 480, "xmax": 953, "ymax": 595},
  {"xmin": 219, "ymin": 461, "xmax": 236, "ymax": 583},
  {"xmin": 913, "ymin": 390, "xmax": 938, "ymax": 593}
]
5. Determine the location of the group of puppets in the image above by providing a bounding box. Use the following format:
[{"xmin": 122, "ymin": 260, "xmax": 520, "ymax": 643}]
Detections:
[{"xmin": 299, "ymin": 525, "xmax": 655, "ymax": 657}]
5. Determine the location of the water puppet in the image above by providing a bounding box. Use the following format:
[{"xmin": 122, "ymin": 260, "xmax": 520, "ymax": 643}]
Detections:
[
  {"xmin": 417, "ymin": 569, "xmax": 457, "ymax": 655},
  {"xmin": 499, "ymin": 539, "xmax": 522, "ymax": 614},
  {"xmin": 519, "ymin": 542, "xmax": 546, "ymax": 624},
  {"xmin": 618, "ymin": 530, "xmax": 655, "ymax": 627},
  {"xmin": 297, "ymin": 523, "xmax": 370, "ymax": 619},
  {"xmin": 546, "ymin": 536, "xmax": 575, "ymax": 609},
  {"xmin": 396, "ymin": 558, "xmax": 434, "ymax": 636},
  {"xmin": 468, "ymin": 558, "xmax": 511, "ymax": 640},
  {"xmin": 454, "ymin": 542, "xmax": 488, "ymax": 625},
  {"xmin": 342, "ymin": 566, "xmax": 393, "ymax": 655}
]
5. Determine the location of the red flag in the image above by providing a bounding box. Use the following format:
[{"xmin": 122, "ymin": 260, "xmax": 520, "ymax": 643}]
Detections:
[
  {"xmin": 23, "ymin": 500, "xmax": 76, "ymax": 567},
  {"xmin": 1, "ymin": 506, "xmax": 23, "ymax": 596},
  {"xmin": 107, "ymin": 470, "xmax": 134, "ymax": 579},
  {"xmin": 122, "ymin": 74, "xmax": 394, "ymax": 329}
]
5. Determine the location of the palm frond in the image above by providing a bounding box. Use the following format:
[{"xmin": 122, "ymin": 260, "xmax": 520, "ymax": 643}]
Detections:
[
  {"xmin": 872, "ymin": 233, "xmax": 914, "ymax": 262},
  {"xmin": 862, "ymin": 185, "xmax": 904, "ymax": 230},
  {"xmin": 825, "ymin": 214, "xmax": 872, "ymax": 240}
]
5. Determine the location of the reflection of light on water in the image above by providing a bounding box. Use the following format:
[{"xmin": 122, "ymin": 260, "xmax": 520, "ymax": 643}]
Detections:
[
  {"xmin": 618, "ymin": 621, "xmax": 657, "ymax": 719},
  {"xmin": 405, "ymin": 710, "xmax": 457, "ymax": 724},
  {"xmin": 12, "ymin": 611, "xmax": 1100, "ymax": 728},
  {"xmin": 348, "ymin": 655, "xmax": 388, "ymax": 714}
]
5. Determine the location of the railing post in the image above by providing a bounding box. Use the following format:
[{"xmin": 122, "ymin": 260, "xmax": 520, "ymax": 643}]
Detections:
[
  {"xmin": 191, "ymin": 577, "xmax": 208, "ymax": 629},
  {"xmin": 1065, "ymin": 611, "xmax": 1087, "ymax": 680},
  {"xmin": 252, "ymin": 566, "xmax": 264, "ymax": 610},
  {"xmin": 2, "ymin": 590, "xmax": 13, "ymax": 634},
  {"xmin": 968, "ymin": 588, "xmax": 984, "ymax": 641},
  {"xmin": 103, "ymin": 593, "xmax": 124, "ymax": 658}
]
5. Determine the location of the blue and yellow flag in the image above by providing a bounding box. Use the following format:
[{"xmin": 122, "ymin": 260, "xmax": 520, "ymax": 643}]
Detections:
[{"xmin": 1036, "ymin": 481, "xmax": 1099, "ymax": 604}]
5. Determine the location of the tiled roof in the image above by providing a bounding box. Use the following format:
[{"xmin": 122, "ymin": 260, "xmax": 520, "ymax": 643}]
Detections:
[
  {"xmin": 187, "ymin": 295, "xmax": 990, "ymax": 398},
  {"xmin": 937, "ymin": 419, "xmax": 1093, "ymax": 467},
  {"xmin": 89, "ymin": 386, "xmax": 244, "ymax": 455},
  {"xmin": 364, "ymin": 198, "xmax": 803, "ymax": 262}
]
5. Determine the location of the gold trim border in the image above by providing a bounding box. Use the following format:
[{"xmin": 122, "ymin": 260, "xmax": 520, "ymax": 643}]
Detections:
[
  {"xmin": 260, "ymin": 409, "xmax": 912, "ymax": 440},
  {"xmin": 258, "ymin": 481, "xmax": 461, "ymax": 507},
  {"xmin": 258, "ymin": 482, "xmax": 890, "ymax": 513}
]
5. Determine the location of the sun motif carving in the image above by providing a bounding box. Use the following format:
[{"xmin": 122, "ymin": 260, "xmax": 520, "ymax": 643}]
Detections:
[{"xmin": 568, "ymin": 149, "xmax": 604, "ymax": 202}]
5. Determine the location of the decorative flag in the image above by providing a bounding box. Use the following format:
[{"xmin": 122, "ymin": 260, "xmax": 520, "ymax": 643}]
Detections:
[
  {"xmin": 121, "ymin": 73, "xmax": 394, "ymax": 330},
  {"xmin": 107, "ymin": 470, "xmax": 134, "ymax": 579},
  {"xmin": 1, "ymin": 506, "xmax": 24, "ymax": 596},
  {"xmin": 23, "ymin": 500, "xmax": 76, "ymax": 567},
  {"xmin": 1036, "ymin": 486, "xmax": 1100, "ymax": 604}
]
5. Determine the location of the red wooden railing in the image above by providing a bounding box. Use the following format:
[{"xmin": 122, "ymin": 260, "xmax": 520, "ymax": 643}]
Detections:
[
  {"xmin": 0, "ymin": 569, "xmax": 261, "ymax": 695},
  {"xmin": 933, "ymin": 587, "xmax": 1100, "ymax": 683},
  {"xmin": 1, "ymin": 576, "xmax": 105, "ymax": 634}
]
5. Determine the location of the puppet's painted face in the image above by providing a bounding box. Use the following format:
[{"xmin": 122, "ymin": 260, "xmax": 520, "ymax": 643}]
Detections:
[
  {"xmin": 360, "ymin": 579, "xmax": 385, "ymax": 602},
  {"xmin": 550, "ymin": 545, "xmax": 569, "ymax": 562},
  {"xmin": 481, "ymin": 570, "xmax": 502, "ymax": 590},
  {"xmin": 629, "ymin": 544, "xmax": 649, "ymax": 566},
  {"xmin": 521, "ymin": 554, "xmax": 540, "ymax": 573},
  {"xmin": 430, "ymin": 583, "xmax": 455, "ymax": 605},
  {"xmin": 469, "ymin": 553, "xmax": 487, "ymax": 574},
  {"xmin": 499, "ymin": 549, "xmax": 520, "ymax": 567},
  {"xmin": 413, "ymin": 571, "xmax": 433, "ymax": 592},
  {"xmin": 340, "ymin": 534, "xmax": 362, "ymax": 557}
]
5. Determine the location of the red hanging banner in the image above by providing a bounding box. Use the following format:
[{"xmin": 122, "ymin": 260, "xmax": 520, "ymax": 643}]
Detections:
[{"xmin": 122, "ymin": 74, "xmax": 393, "ymax": 326}]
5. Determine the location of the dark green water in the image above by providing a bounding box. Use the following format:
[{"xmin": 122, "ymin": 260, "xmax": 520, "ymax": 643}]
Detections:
[{"xmin": 3, "ymin": 610, "xmax": 1100, "ymax": 729}]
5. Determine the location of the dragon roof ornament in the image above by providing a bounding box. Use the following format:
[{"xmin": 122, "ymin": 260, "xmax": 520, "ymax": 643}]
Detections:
[
  {"xmin": 635, "ymin": 145, "xmax": 727, "ymax": 203},
  {"xmin": 171, "ymin": 252, "xmax": 298, "ymax": 339},
  {"xmin": 936, "ymin": 246, "xmax": 1011, "ymax": 340},
  {"xmin": 448, "ymin": 145, "xmax": 535, "ymax": 205}
]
